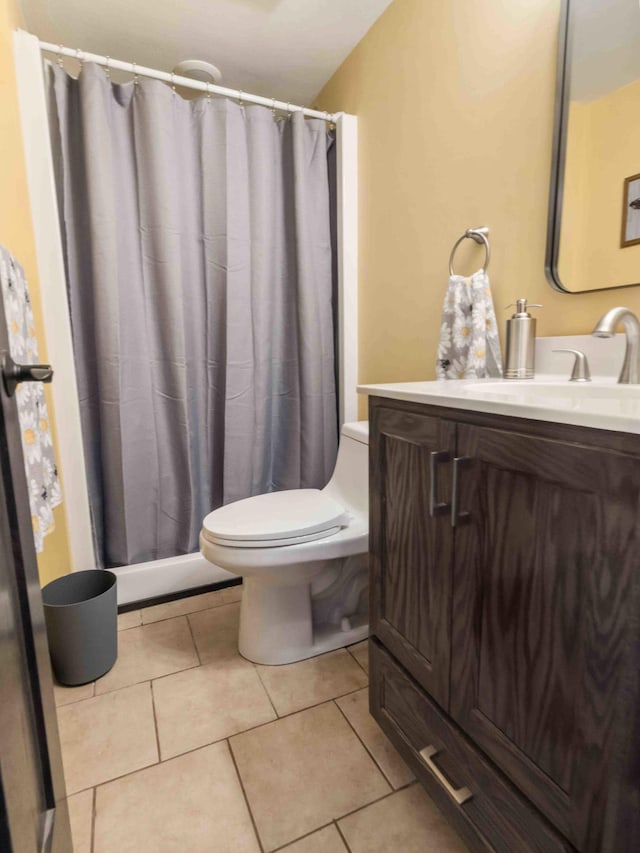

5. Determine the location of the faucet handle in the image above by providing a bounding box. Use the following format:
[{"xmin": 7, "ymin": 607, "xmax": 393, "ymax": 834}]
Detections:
[{"xmin": 552, "ymin": 349, "xmax": 591, "ymax": 382}]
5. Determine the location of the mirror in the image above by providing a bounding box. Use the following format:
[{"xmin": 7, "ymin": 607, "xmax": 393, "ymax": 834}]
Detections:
[{"xmin": 547, "ymin": 0, "xmax": 640, "ymax": 293}]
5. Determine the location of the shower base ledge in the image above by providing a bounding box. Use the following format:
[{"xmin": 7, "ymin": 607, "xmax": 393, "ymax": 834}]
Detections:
[{"xmin": 112, "ymin": 552, "xmax": 238, "ymax": 606}]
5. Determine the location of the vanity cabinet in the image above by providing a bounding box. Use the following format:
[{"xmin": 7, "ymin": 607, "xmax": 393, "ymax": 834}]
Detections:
[
  {"xmin": 369, "ymin": 408, "xmax": 454, "ymax": 708},
  {"xmin": 369, "ymin": 395, "xmax": 640, "ymax": 853}
]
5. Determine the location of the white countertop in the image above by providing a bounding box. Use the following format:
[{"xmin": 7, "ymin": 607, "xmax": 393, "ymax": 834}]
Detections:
[{"xmin": 358, "ymin": 375, "xmax": 640, "ymax": 435}]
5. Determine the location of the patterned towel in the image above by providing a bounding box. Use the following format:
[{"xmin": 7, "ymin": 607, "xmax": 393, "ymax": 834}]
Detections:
[
  {"xmin": 436, "ymin": 271, "xmax": 502, "ymax": 379},
  {"xmin": 0, "ymin": 246, "xmax": 62, "ymax": 552}
]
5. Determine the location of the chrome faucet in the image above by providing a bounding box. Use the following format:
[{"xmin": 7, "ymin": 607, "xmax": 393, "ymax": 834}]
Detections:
[{"xmin": 592, "ymin": 306, "xmax": 640, "ymax": 384}]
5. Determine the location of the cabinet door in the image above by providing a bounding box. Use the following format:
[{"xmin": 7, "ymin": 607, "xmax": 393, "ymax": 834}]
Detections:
[
  {"xmin": 450, "ymin": 422, "xmax": 640, "ymax": 851},
  {"xmin": 370, "ymin": 403, "xmax": 455, "ymax": 708}
]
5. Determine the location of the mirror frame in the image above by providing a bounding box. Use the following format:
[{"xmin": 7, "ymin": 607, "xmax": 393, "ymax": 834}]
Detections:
[{"xmin": 545, "ymin": 0, "xmax": 640, "ymax": 294}]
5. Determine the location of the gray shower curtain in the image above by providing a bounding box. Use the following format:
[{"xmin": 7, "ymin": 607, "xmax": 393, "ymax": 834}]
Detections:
[{"xmin": 47, "ymin": 63, "xmax": 338, "ymax": 568}]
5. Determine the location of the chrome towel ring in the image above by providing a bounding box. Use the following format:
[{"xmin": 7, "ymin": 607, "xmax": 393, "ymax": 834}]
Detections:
[{"xmin": 449, "ymin": 227, "xmax": 491, "ymax": 276}]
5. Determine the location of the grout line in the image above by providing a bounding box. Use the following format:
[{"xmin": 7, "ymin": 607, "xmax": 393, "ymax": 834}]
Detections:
[
  {"xmin": 140, "ymin": 596, "xmax": 230, "ymax": 627},
  {"xmin": 226, "ymin": 738, "xmax": 265, "ymax": 853},
  {"xmin": 272, "ymin": 683, "xmax": 368, "ymax": 720},
  {"xmin": 54, "ymin": 690, "xmax": 95, "ymax": 709},
  {"xmin": 63, "ymin": 696, "xmax": 398, "ymax": 801},
  {"xmin": 189, "ymin": 686, "xmax": 370, "ymax": 743},
  {"xmin": 334, "ymin": 819, "xmax": 352, "ymax": 852},
  {"xmin": 59, "ymin": 657, "xmax": 365, "ymax": 713},
  {"xmin": 149, "ymin": 680, "xmax": 163, "ymax": 763},
  {"xmin": 253, "ymin": 665, "xmax": 280, "ymax": 719},
  {"xmin": 92, "ymin": 663, "xmax": 201, "ymax": 698},
  {"xmin": 185, "ymin": 611, "xmax": 203, "ymax": 666},
  {"xmin": 71, "ymin": 754, "xmax": 160, "ymax": 797},
  {"xmin": 333, "ymin": 697, "xmax": 395, "ymax": 790},
  {"xmin": 90, "ymin": 787, "xmax": 96, "ymax": 853},
  {"xmin": 269, "ymin": 822, "xmax": 338, "ymax": 852},
  {"xmin": 346, "ymin": 642, "xmax": 369, "ymax": 677},
  {"xmin": 333, "ymin": 786, "xmax": 401, "ymax": 825}
]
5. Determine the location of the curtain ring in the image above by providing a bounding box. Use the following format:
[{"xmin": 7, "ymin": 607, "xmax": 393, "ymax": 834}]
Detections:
[
  {"xmin": 57, "ymin": 45, "xmax": 64, "ymax": 67},
  {"xmin": 206, "ymin": 81, "xmax": 212, "ymax": 102},
  {"xmin": 105, "ymin": 56, "xmax": 111, "ymax": 80},
  {"xmin": 171, "ymin": 72, "xmax": 176, "ymax": 92},
  {"xmin": 75, "ymin": 48, "xmax": 84, "ymax": 66},
  {"xmin": 132, "ymin": 62, "xmax": 139, "ymax": 86},
  {"xmin": 271, "ymin": 98, "xmax": 277, "ymax": 119},
  {"xmin": 237, "ymin": 90, "xmax": 244, "ymax": 106}
]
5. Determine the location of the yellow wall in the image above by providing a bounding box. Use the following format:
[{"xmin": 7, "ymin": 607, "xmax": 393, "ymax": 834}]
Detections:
[
  {"xmin": 317, "ymin": 0, "xmax": 640, "ymax": 396},
  {"xmin": 560, "ymin": 80, "xmax": 640, "ymax": 290},
  {"xmin": 1, "ymin": 0, "xmax": 71, "ymax": 584},
  {"xmin": 557, "ymin": 100, "xmax": 589, "ymax": 289}
]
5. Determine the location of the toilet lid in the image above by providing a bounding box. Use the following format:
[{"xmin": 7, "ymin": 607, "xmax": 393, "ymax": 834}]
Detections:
[{"xmin": 202, "ymin": 489, "xmax": 350, "ymax": 546}]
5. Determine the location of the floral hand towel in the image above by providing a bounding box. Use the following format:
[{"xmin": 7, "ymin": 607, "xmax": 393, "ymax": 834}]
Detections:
[
  {"xmin": 436, "ymin": 271, "xmax": 502, "ymax": 379},
  {"xmin": 0, "ymin": 246, "xmax": 62, "ymax": 552}
]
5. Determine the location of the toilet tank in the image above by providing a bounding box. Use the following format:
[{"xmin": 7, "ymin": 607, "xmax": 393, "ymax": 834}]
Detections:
[{"xmin": 323, "ymin": 421, "xmax": 369, "ymax": 516}]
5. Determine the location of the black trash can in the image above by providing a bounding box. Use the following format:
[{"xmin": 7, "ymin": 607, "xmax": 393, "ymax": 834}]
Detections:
[{"xmin": 42, "ymin": 569, "xmax": 118, "ymax": 686}]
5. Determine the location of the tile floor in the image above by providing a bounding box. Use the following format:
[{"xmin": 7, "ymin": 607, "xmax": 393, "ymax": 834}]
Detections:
[{"xmin": 55, "ymin": 584, "xmax": 468, "ymax": 852}]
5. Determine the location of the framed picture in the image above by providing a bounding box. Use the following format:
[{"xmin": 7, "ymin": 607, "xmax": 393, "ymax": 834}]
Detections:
[{"xmin": 621, "ymin": 172, "xmax": 640, "ymax": 248}]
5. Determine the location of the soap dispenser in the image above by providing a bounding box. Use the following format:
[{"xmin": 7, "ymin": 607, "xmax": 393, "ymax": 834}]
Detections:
[{"xmin": 503, "ymin": 299, "xmax": 542, "ymax": 379}]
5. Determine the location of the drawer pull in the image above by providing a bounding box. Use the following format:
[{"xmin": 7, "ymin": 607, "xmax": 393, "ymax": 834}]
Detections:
[
  {"xmin": 419, "ymin": 745, "xmax": 473, "ymax": 806},
  {"xmin": 451, "ymin": 456, "xmax": 472, "ymax": 528},
  {"xmin": 429, "ymin": 451, "xmax": 451, "ymax": 517}
]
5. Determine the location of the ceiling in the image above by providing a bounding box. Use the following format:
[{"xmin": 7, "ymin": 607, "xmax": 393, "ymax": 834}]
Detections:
[
  {"xmin": 570, "ymin": 0, "xmax": 640, "ymax": 102},
  {"xmin": 20, "ymin": 0, "xmax": 394, "ymax": 105}
]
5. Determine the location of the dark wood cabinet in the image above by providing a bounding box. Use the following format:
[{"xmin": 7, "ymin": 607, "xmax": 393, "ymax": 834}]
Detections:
[
  {"xmin": 370, "ymin": 406, "xmax": 454, "ymax": 708},
  {"xmin": 369, "ymin": 395, "xmax": 640, "ymax": 853}
]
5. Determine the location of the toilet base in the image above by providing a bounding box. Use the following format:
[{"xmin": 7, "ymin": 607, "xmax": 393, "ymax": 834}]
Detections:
[{"xmin": 238, "ymin": 576, "xmax": 368, "ymax": 665}]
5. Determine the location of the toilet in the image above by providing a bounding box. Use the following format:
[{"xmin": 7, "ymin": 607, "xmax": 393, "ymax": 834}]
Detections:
[{"xmin": 199, "ymin": 422, "xmax": 369, "ymax": 665}]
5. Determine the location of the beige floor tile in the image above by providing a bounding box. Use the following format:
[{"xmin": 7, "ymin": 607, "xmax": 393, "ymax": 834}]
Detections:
[
  {"xmin": 336, "ymin": 688, "xmax": 414, "ymax": 789},
  {"xmin": 348, "ymin": 640, "xmax": 369, "ymax": 673},
  {"xmin": 188, "ymin": 602, "xmax": 242, "ymax": 665},
  {"xmin": 230, "ymin": 701, "xmax": 390, "ymax": 851},
  {"xmin": 117, "ymin": 610, "xmax": 141, "ymax": 631},
  {"xmin": 53, "ymin": 680, "xmax": 94, "ymax": 707},
  {"xmin": 94, "ymin": 741, "xmax": 260, "ymax": 853},
  {"xmin": 141, "ymin": 589, "xmax": 227, "ymax": 624},
  {"xmin": 57, "ymin": 682, "xmax": 158, "ymax": 794},
  {"xmin": 338, "ymin": 784, "xmax": 468, "ymax": 853},
  {"xmin": 153, "ymin": 660, "xmax": 276, "ymax": 759},
  {"xmin": 94, "ymin": 616, "xmax": 198, "ymax": 694},
  {"xmin": 222, "ymin": 583, "xmax": 243, "ymax": 603},
  {"xmin": 279, "ymin": 824, "xmax": 348, "ymax": 852},
  {"xmin": 67, "ymin": 789, "xmax": 93, "ymax": 853},
  {"xmin": 256, "ymin": 648, "xmax": 368, "ymax": 716}
]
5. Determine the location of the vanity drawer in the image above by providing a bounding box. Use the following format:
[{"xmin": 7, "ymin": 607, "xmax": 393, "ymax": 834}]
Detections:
[{"xmin": 369, "ymin": 640, "xmax": 574, "ymax": 853}]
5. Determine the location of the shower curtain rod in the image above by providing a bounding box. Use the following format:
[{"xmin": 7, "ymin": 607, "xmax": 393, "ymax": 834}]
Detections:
[{"xmin": 39, "ymin": 41, "xmax": 339, "ymax": 123}]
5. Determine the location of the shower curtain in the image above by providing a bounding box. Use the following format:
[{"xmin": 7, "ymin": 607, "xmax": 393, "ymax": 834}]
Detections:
[{"xmin": 47, "ymin": 63, "xmax": 338, "ymax": 568}]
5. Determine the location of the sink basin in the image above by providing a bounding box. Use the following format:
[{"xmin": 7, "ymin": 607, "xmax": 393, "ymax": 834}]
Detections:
[
  {"xmin": 472, "ymin": 381, "xmax": 630, "ymax": 401},
  {"xmin": 459, "ymin": 380, "xmax": 640, "ymax": 416}
]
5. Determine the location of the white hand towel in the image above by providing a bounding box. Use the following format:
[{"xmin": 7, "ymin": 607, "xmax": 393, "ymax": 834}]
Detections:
[
  {"xmin": 0, "ymin": 246, "xmax": 62, "ymax": 552},
  {"xmin": 436, "ymin": 271, "xmax": 502, "ymax": 379}
]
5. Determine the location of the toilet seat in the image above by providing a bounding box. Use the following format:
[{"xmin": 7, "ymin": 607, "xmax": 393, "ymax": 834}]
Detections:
[{"xmin": 202, "ymin": 489, "xmax": 350, "ymax": 549}]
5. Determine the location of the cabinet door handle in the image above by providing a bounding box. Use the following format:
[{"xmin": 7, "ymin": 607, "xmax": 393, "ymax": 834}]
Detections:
[
  {"xmin": 429, "ymin": 451, "xmax": 451, "ymax": 517},
  {"xmin": 451, "ymin": 456, "xmax": 472, "ymax": 528},
  {"xmin": 419, "ymin": 745, "xmax": 473, "ymax": 805}
]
